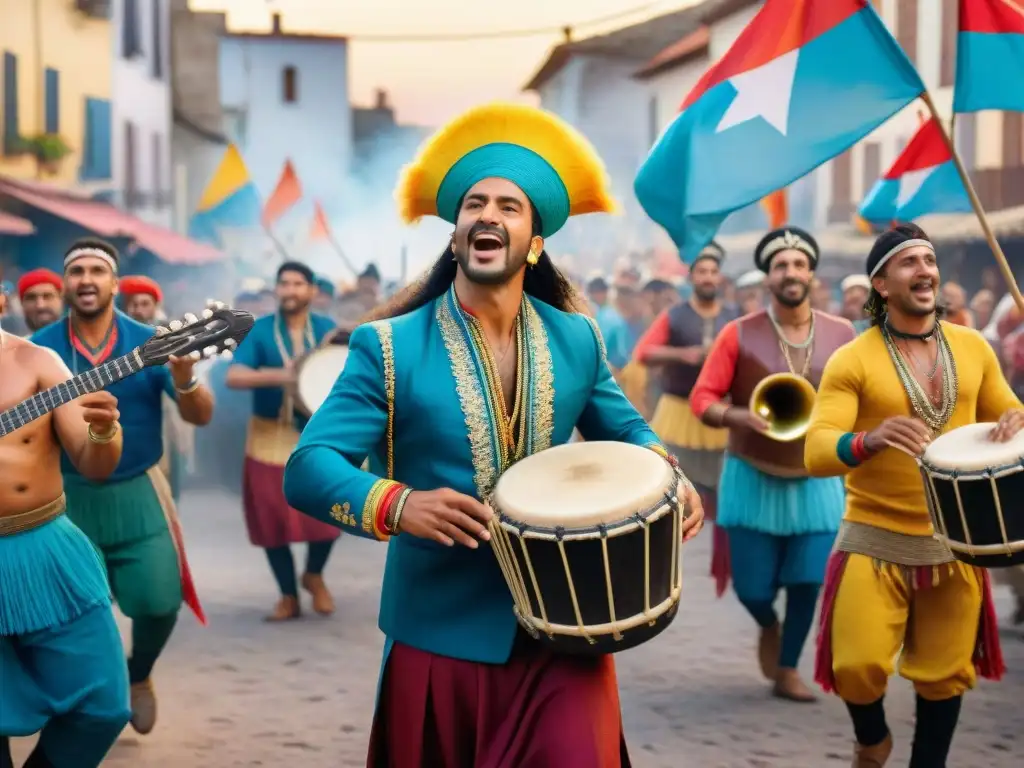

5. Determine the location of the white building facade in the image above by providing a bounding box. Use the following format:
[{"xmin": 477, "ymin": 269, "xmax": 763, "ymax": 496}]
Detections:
[
  {"xmin": 817, "ymin": 0, "xmax": 1024, "ymax": 227},
  {"xmin": 218, "ymin": 15, "xmax": 352, "ymax": 243},
  {"xmin": 111, "ymin": 0, "xmax": 173, "ymax": 227},
  {"xmin": 524, "ymin": 13, "xmax": 701, "ymax": 259}
]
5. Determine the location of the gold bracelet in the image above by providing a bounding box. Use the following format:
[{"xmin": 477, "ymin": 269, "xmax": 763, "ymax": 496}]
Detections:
[
  {"xmin": 390, "ymin": 488, "xmax": 414, "ymax": 535},
  {"xmin": 88, "ymin": 422, "xmax": 120, "ymax": 444}
]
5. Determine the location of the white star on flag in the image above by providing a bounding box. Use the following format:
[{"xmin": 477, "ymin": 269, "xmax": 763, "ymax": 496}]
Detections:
[
  {"xmin": 896, "ymin": 167, "xmax": 936, "ymax": 208},
  {"xmin": 716, "ymin": 49, "xmax": 800, "ymax": 136}
]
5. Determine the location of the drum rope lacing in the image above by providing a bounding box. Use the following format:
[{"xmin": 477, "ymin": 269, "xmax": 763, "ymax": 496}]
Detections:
[
  {"xmin": 881, "ymin": 320, "xmax": 958, "ymax": 434},
  {"xmin": 487, "ymin": 461, "xmax": 686, "ymax": 644}
]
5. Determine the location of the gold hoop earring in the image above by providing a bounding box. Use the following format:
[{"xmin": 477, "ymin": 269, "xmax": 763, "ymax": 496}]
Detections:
[{"xmin": 526, "ymin": 249, "xmax": 539, "ymax": 266}]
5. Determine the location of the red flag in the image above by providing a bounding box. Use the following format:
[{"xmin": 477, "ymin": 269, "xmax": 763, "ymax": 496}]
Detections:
[
  {"xmin": 262, "ymin": 160, "xmax": 302, "ymax": 227},
  {"xmin": 309, "ymin": 202, "xmax": 331, "ymax": 242},
  {"xmin": 760, "ymin": 188, "xmax": 788, "ymax": 229}
]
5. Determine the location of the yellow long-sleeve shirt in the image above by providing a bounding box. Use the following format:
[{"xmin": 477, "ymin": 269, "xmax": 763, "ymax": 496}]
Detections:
[{"xmin": 805, "ymin": 322, "xmax": 1022, "ymax": 536}]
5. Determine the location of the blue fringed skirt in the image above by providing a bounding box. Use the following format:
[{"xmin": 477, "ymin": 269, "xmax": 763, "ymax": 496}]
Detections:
[
  {"xmin": 0, "ymin": 512, "xmax": 111, "ymax": 637},
  {"xmin": 717, "ymin": 453, "xmax": 844, "ymax": 536}
]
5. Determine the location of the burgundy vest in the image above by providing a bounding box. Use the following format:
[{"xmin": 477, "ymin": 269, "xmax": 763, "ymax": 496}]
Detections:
[
  {"xmin": 662, "ymin": 302, "xmax": 740, "ymax": 399},
  {"xmin": 728, "ymin": 310, "xmax": 855, "ymax": 475}
]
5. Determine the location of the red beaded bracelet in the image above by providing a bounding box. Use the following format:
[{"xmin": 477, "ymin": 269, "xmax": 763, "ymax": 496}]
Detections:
[{"xmin": 850, "ymin": 431, "xmax": 870, "ymax": 463}]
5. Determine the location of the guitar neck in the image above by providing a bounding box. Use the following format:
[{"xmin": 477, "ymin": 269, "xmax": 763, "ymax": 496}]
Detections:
[{"xmin": 0, "ymin": 349, "xmax": 144, "ymax": 438}]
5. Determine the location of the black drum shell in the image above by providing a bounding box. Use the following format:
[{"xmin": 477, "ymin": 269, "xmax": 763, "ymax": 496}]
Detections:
[
  {"xmin": 924, "ymin": 465, "xmax": 1024, "ymax": 568},
  {"xmin": 501, "ymin": 507, "xmax": 679, "ymax": 656}
]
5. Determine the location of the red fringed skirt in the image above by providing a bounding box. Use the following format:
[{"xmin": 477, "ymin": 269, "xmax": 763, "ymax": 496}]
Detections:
[
  {"xmin": 368, "ymin": 636, "xmax": 632, "ymax": 768},
  {"xmin": 242, "ymin": 457, "xmax": 340, "ymax": 549}
]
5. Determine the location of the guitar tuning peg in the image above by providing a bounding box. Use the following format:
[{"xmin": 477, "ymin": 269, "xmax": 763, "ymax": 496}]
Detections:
[
  {"xmin": 188, "ymin": 350, "xmax": 202, "ymax": 362},
  {"xmin": 168, "ymin": 320, "xmax": 183, "ymax": 331},
  {"xmin": 154, "ymin": 326, "xmax": 169, "ymax": 336},
  {"xmin": 183, "ymin": 313, "xmax": 199, "ymax": 325},
  {"xmin": 224, "ymin": 338, "xmax": 237, "ymax": 348},
  {"xmin": 201, "ymin": 308, "xmax": 214, "ymax": 320},
  {"xmin": 205, "ymin": 297, "xmax": 215, "ymax": 307},
  {"xmin": 203, "ymin": 345, "xmax": 218, "ymax": 358},
  {"xmin": 215, "ymin": 301, "xmax": 226, "ymax": 309},
  {"xmin": 221, "ymin": 350, "xmax": 234, "ymax": 361}
]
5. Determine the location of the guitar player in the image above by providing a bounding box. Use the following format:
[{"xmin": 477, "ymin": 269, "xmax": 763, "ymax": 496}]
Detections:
[
  {"xmin": 30, "ymin": 239, "xmax": 214, "ymax": 738},
  {"xmin": 0, "ymin": 270, "xmax": 129, "ymax": 768}
]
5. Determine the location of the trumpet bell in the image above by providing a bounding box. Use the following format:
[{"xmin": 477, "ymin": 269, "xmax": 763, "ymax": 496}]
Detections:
[{"xmin": 749, "ymin": 372, "xmax": 816, "ymax": 443}]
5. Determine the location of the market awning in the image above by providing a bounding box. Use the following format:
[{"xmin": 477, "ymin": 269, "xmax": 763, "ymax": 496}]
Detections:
[
  {"xmin": 0, "ymin": 210, "xmax": 35, "ymax": 235},
  {"xmin": 0, "ymin": 177, "xmax": 224, "ymax": 265}
]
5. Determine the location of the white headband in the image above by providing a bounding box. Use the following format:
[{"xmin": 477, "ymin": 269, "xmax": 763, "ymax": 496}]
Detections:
[
  {"xmin": 64, "ymin": 247, "xmax": 118, "ymax": 273},
  {"xmin": 868, "ymin": 238, "xmax": 933, "ymax": 279},
  {"xmin": 757, "ymin": 230, "xmax": 817, "ymax": 269}
]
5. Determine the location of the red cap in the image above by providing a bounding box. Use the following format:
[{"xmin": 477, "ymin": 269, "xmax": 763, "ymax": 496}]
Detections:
[
  {"xmin": 119, "ymin": 275, "xmax": 163, "ymax": 303},
  {"xmin": 17, "ymin": 268, "xmax": 62, "ymax": 300}
]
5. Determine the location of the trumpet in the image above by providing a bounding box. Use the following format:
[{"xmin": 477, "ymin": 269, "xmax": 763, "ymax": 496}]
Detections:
[{"xmin": 748, "ymin": 372, "xmax": 816, "ymax": 442}]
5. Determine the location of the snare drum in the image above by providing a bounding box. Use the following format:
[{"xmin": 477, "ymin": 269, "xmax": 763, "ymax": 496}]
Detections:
[
  {"xmin": 489, "ymin": 441, "xmax": 685, "ymax": 655},
  {"xmin": 919, "ymin": 422, "xmax": 1024, "ymax": 568},
  {"xmin": 295, "ymin": 345, "xmax": 349, "ymax": 416}
]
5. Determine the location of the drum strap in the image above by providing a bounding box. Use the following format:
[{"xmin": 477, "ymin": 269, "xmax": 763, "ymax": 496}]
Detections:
[{"xmin": 835, "ymin": 521, "xmax": 954, "ymax": 567}]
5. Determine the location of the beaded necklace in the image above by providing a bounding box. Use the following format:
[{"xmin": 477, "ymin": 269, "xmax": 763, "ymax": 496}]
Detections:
[
  {"xmin": 463, "ymin": 310, "xmax": 528, "ymax": 467},
  {"xmin": 272, "ymin": 312, "xmax": 315, "ymax": 423},
  {"xmin": 881, "ymin": 319, "xmax": 958, "ymax": 434},
  {"xmin": 768, "ymin": 306, "xmax": 815, "ymax": 377}
]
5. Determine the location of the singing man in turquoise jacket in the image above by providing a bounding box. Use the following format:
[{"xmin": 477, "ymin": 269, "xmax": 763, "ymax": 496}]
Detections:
[{"xmin": 283, "ymin": 103, "xmax": 704, "ymax": 768}]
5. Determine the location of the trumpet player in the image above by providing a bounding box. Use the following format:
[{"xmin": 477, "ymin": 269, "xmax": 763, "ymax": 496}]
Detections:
[{"xmin": 690, "ymin": 227, "xmax": 854, "ymax": 702}]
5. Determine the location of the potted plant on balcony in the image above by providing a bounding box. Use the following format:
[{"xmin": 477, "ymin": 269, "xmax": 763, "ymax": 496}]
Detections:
[{"xmin": 20, "ymin": 133, "xmax": 72, "ymax": 177}]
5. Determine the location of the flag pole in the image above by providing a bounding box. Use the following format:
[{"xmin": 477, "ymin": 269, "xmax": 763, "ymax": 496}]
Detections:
[
  {"xmin": 262, "ymin": 221, "xmax": 292, "ymax": 261},
  {"xmin": 325, "ymin": 231, "xmax": 360, "ymax": 278},
  {"xmin": 920, "ymin": 90, "xmax": 1024, "ymax": 313}
]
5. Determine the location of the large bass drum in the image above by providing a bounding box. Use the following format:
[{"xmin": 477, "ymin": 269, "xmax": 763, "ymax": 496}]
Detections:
[
  {"xmin": 919, "ymin": 422, "xmax": 1024, "ymax": 568},
  {"xmin": 489, "ymin": 441, "xmax": 686, "ymax": 655}
]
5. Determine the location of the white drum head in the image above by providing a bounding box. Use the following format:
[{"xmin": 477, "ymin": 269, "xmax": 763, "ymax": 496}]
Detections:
[
  {"xmin": 923, "ymin": 422, "xmax": 1024, "ymax": 472},
  {"xmin": 297, "ymin": 346, "xmax": 349, "ymax": 414},
  {"xmin": 493, "ymin": 441, "xmax": 674, "ymax": 528}
]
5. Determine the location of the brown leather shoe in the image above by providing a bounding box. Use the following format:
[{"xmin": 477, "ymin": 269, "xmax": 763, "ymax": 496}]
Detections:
[
  {"xmin": 852, "ymin": 734, "xmax": 893, "ymax": 767},
  {"xmin": 130, "ymin": 679, "xmax": 158, "ymax": 735},
  {"xmin": 264, "ymin": 595, "xmax": 301, "ymax": 622},
  {"xmin": 301, "ymin": 573, "xmax": 335, "ymax": 616},
  {"xmin": 772, "ymin": 667, "xmax": 817, "ymax": 703},
  {"xmin": 758, "ymin": 623, "xmax": 781, "ymax": 680}
]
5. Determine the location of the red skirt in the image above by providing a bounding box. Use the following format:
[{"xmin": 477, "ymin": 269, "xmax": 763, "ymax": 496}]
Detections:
[
  {"xmin": 242, "ymin": 457, "xmax": 341, "ymax": 548},
  {"xmin": 368, "ymin": 636, "xmax": 632, "ymax": 768}
]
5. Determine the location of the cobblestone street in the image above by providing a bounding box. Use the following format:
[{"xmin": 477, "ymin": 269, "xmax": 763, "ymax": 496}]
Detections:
[{"xmin": 10, "ymin": 488, "xmax": 1022, "ymax": 766}]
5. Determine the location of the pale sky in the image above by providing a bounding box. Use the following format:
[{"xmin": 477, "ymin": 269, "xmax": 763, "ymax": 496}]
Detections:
[{"xmin": 191, "ymin": 0, "xmax": 701, "ymax": 126}]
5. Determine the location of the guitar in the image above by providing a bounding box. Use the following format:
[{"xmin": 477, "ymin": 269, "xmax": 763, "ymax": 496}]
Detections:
[{"xmin": 0, "ymin": 303, "xmax": 255, "ymax": 438}]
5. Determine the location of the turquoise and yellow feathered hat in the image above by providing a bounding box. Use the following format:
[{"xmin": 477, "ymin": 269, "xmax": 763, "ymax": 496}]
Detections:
[{"xmin": 395, "ymin": 103, "xmax": 618, "ymax": 238}]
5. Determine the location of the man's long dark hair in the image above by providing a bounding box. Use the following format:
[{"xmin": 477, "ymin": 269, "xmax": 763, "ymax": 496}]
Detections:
[
  {"xmin": 865, "ymin": 223, "xmax": 946, "ymax": 327},
  {"xmin": 362, "ymin": 203, "xmax": 590, "ymax": 322}
]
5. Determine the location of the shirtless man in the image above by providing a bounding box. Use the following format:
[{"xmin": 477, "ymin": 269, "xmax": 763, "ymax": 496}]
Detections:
[{"xmin": 0, "ymin": 292, "xmax": 131, "ymax": 768}]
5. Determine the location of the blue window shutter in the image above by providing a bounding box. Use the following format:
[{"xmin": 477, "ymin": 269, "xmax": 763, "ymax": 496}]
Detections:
[
  {"xmin": 44, "ymin": 68, "xmax": 59, "ymax": 134},
  {"xmin": 94, "ymin": 99, "xmax": 111, "ymax": 178},
  {"xmin": 3, "ymin": 52, "xmax": 19, "ymax": 155},
  {"xmin": 80, "ymin": 97, "xmax": 112, "ymax": 180}
]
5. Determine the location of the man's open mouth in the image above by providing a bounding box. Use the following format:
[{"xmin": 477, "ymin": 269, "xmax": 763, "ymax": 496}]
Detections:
[{"xmin": 472, "ymin": 234, "xmax": 504, "ymax": 251}]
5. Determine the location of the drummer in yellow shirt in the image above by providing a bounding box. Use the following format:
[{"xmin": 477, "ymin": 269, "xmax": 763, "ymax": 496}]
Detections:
[{"xmin": 804, "ymin": 224, "xmax": 1024, "ymax": 768}]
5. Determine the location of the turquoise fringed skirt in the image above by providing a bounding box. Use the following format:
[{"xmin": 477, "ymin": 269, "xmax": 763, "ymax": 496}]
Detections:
[
  {"xmin": 0, "ymin": 514, "xmax": 111, "ymax": 637},
  {"xmin": 717, "ymin": 453, "xmax": 845, "ymax": 536}
]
